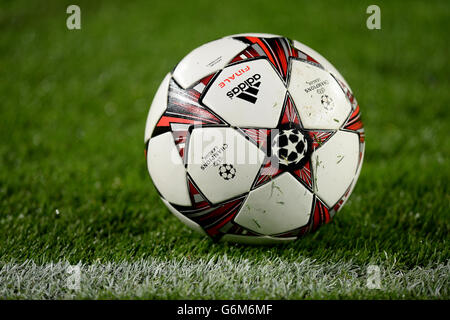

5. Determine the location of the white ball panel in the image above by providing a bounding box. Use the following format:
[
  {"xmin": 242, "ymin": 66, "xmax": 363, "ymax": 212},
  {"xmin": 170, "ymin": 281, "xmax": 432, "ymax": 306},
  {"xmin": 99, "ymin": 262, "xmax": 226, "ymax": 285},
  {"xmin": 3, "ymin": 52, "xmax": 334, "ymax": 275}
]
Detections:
[
  {"xmin": 203, "ymin": 59, "xmax": 286, "ymax": 128},
  {"xmin": 226, "ymin": 33, "xmax": 282, "ymax": 39},
  {"xmin": 221, "ymin": 234, "xmax": 296, "ymax": 244},
  {"xmin": 147, "ymin": 132, "xmax": 191, "ymax": 206},
  {"xmin": 234, "ymin": 173, "xmax": 314, "ymax": 235},
  {"xmin": 311, "ymin": 130, "xmax": 359, "ymax": 207},
  {"xmin": 336, "ymin": 142, "xmax": 365, "ymax": 212},
  {"xmin": 161, "ymin": 198, "xmax": 206, "ymax": 236},
  {"xmin": 292, "ymin": 40, "xmax": 352, "ymax": 92},
  {"xmin": 355, "ymin": 143, "xmax": 365, "ymax": 180},
  {"xmin": 288, "ymin": 60, "xmax": 351, "ymax": 130},
  {"xmin": 186, "ymin": 127, "xmax": 265, "ymax": 204},
  {"xmin": 144, "ymin": 73, "xmax": 171, "ymax": 142},
  {"xmin": 172, "ymin": 38, "xmax": 248, "ymax": 89}
]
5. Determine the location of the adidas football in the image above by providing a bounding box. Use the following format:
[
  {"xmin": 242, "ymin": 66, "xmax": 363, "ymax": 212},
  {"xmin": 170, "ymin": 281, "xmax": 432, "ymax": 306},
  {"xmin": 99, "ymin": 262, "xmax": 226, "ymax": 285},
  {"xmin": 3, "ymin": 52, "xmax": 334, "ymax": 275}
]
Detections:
[{"xmin": 144, "ymin": 33, "xmax": 365, "ymax": 244}]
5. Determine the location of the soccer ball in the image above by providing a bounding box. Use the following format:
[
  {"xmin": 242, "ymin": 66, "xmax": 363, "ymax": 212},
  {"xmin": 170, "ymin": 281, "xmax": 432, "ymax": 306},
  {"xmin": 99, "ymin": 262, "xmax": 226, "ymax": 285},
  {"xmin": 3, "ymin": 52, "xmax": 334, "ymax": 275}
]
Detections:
[{"xmin": 144, "ymin": 33, "xmax": 365, "ymax": 244}]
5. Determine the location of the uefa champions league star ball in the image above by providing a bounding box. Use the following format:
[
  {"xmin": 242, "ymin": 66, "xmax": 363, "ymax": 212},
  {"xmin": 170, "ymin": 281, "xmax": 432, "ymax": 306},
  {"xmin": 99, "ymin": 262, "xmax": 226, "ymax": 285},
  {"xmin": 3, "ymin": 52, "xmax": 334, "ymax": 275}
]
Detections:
[{"xmin": 144, "ymin": 33, "xmax": 365, "ymax": 244}]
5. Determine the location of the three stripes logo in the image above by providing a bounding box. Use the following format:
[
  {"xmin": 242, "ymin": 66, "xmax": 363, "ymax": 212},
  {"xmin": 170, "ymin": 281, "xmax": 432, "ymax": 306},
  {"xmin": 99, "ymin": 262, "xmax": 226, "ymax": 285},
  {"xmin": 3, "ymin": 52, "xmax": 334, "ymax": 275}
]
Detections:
[
  {"xmin": 226, "ymin": 74, "xmax": 261, "ymax": 104},
  {"xmin": 237, "ymin": 80, "xmax": 261, "ymax": 104}
]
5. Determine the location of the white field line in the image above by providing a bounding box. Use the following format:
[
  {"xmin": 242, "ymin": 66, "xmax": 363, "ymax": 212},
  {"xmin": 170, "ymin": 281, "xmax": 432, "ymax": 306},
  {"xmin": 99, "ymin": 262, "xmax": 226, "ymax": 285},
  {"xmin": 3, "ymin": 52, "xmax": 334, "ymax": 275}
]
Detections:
[{"xmin": 0, "ymin": 257, "xmax": 448, "ymax": 299}]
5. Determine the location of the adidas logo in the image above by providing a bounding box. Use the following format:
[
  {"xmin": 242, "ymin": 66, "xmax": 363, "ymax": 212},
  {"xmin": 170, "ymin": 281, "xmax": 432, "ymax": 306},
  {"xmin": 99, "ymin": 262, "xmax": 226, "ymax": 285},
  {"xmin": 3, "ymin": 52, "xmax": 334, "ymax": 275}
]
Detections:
[{"xmin": 226, "ymin": 74, "xmax": 261, "ymax": 104}]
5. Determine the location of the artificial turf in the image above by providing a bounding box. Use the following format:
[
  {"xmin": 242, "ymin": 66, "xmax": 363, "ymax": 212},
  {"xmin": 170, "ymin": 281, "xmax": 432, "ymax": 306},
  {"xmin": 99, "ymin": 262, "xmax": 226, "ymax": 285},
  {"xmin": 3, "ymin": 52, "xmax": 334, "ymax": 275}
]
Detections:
[{"xmin": 0, "ymin": 0, "xmax": 448, "ymax": 299}]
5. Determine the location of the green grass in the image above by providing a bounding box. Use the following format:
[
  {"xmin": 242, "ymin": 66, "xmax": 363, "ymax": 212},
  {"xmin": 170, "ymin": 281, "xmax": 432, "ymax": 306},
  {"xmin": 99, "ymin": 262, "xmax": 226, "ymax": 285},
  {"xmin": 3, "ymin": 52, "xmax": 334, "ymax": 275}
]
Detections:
[{"xmin": 0, "ymin": 0, "xmax": 449, "ymax": 299}]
